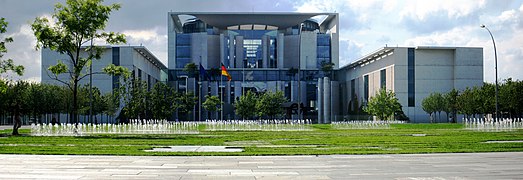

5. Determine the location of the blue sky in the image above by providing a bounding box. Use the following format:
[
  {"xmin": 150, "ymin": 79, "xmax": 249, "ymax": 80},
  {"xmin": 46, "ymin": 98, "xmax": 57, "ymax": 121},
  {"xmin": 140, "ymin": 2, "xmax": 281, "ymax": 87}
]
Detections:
[{"xmin": 0, "ymin": 0, "xmax": 522, "ymax": 83}]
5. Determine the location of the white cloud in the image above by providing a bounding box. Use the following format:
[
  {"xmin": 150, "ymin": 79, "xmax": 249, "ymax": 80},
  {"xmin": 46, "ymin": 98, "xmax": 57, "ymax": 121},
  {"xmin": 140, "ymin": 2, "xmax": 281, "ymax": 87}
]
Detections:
[
  {"xmin": 399, "ymin": 0, "xmax": 486, "ymax": 21},
  {"xmin": 123, "ymin": 27, "xmax": 168, "ymax": 65},
  {"xmin": 3, "ymin": 23, "xmax": 41, "ymax": 82}
]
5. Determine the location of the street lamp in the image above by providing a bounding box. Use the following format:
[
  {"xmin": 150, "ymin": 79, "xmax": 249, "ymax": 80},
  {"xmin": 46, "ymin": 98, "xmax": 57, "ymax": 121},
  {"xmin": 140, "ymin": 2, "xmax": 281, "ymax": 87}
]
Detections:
[{"xmin": 480, "ymin": 24, "xmax": 499, "ymax": 122}]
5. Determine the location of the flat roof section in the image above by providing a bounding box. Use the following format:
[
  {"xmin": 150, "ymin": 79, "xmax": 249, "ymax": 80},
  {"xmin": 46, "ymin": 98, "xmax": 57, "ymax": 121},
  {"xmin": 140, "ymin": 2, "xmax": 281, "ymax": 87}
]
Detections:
[{"xmin": 169, "ymin": 12, "xmax": 337, "ymax": 30}]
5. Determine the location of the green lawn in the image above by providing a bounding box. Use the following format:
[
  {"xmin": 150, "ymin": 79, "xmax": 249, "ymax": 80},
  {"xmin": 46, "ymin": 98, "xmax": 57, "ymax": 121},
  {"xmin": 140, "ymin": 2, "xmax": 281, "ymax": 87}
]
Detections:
[{"xmin": 0, "ymin": 124, "xmax": 522, "ymax": 156}]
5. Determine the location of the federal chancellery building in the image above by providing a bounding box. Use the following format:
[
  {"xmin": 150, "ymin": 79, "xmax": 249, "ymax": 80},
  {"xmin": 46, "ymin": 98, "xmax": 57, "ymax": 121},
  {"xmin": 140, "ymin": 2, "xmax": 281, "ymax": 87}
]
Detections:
[{"xmin": 42, "ymin": 12, "xmax": 483, "ymax": 123}]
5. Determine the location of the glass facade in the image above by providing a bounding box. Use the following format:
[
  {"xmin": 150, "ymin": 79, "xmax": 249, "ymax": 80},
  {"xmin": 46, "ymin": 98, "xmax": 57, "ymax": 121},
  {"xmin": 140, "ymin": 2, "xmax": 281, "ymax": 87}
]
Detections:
[
  {"xmin": 363, "ymin": 75, "xmax": 369, "ymax": 102},
  {"xmin": 176, "ymin": 34, "xmax": 191, "ymax": 68},
  {"xmin": 380, "ymin": 69, "xmax": 386, "ymax": 89},
  {"xmin": 408, "ymin": 48, "xmax": 415, "ymax": 107},
  {"xmin": 317, "ymin": 34, "xmax": 331, "ymax": 68},
  {"xmin": 112, "ymin": 47, "xmax": 120, "ymax": 90}
]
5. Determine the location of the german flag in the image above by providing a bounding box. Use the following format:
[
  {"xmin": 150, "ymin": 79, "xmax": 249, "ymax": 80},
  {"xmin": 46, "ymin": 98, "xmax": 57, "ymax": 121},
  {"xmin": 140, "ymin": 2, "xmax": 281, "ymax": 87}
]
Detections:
[{"xmin": 221, "ymin": 63, "xmax": 232, "ymax": 81}]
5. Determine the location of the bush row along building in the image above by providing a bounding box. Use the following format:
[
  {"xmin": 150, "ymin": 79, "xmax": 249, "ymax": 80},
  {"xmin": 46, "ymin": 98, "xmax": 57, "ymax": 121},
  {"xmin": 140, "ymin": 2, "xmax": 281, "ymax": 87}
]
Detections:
[{"xmin": 41, "ymin": 12, "xmax": 483, "ymax": 123}]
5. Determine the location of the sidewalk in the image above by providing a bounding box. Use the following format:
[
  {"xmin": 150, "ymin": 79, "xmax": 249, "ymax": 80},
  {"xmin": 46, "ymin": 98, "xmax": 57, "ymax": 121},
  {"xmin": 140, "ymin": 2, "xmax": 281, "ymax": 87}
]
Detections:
[{"xmin": 0, "ymin": 152, "xmax": 521, "ymax": 179}]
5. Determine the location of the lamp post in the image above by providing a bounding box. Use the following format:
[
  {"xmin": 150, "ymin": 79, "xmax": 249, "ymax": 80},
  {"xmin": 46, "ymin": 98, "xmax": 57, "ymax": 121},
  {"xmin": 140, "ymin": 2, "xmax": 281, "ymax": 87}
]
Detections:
[{"xmin": 480, "ymin": 24, "xmax": 499, "ymax": 122}]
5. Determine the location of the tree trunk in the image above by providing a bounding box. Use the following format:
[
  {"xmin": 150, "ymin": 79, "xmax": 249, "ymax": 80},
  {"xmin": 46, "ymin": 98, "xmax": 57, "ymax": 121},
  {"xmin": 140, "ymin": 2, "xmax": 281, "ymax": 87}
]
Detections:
[
  {"xmin": 12, "ymin": 109, "xmax": 21, "ymax": 136},
  {"xmin": 72, "ymin": 79, "xmax": 79, "ymax": 127}
]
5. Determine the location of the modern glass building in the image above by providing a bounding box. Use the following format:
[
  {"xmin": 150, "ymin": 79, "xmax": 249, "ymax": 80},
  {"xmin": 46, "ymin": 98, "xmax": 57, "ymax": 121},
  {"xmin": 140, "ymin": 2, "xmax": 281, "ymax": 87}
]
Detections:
[{"xmin": 167, "ymin": 12, "xmax": 339, "ymax": 121}]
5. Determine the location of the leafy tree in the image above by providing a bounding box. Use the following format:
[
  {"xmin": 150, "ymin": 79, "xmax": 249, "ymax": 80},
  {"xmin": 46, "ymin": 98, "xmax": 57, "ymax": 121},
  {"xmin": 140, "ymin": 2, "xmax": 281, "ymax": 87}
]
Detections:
[
  {"xmin": 499, "ymin": 78, "xmax": 520, "ymax": 118},
  {"xmin": 31, "ymin": 0, "xmax": 126, "ymax": 125},
  {"xmin": 202, "ymin": 95, "xmax": 222, "ymax": 119},
  {"xmin": 0, "ymin": 17, "xmax": 24, "ymax": 76},
  {"xmin": 183, "ymin": 63, "xmax": 197, "ymax": 78},
  {"xmin": 363, "ymin": 88, "xmax": 401, "ymax": 120},
  {"xmin": 422, "ymin": 93, "xmax": 436, "ymax": 123},
  {"xmin": 149, "ymin": 82, "xmax": 178, "ymax": 120},
  {"xmin": 7, "ymin": 81, "xmax": 30, "ymax": 135},
  {"xmin": 287, "ymin": 67, "xmax": 298, "ymax": 81},
  {"xmin": 176, "ymin": 92, "xmax": 197, "ymax": 120},
  {"xmin": 478, "ymin": 83, "xmax": 495, "ymax": 116},
  {"xmin": 123, "ymin": 78, "xmax": 148, "ymax": 120},
  {"xmin": 444, "ymin": 89, "xmax": 459, "ymax": 123},
  {"xmin": 457, "ymin": 87, "xmax": 477, "ymax": 118},
  {"xmin": 320, "ymin": 61, "xmax": 335, "ymax": 78},
  {"xmin": 256, "ymin": 91, "xmax": 287, "ymax": 119},
  {"xmin": 235, "ymin": 91, "xmax": 257, "ymax": 119}
]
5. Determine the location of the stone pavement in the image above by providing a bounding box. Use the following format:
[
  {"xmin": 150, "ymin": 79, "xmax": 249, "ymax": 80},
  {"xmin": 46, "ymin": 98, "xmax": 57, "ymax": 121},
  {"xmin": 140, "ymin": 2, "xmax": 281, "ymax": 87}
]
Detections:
[{"xmin": 0, "ymin": 152, "xmax": 522, "ymax": 179}]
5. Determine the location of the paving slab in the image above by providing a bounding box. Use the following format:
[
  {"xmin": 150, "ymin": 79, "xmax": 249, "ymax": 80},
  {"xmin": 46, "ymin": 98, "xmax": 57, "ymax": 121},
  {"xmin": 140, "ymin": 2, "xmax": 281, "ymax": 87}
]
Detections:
[{"xmin": 0, "ymin": 152, "xmax": 522, "ymax": 179}]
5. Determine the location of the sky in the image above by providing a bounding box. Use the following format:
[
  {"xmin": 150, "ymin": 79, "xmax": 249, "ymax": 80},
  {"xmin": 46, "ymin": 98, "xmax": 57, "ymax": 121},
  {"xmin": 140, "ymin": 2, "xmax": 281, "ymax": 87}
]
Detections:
[{"xmin": 0, "ymin": 0, "xmax": 522, "ymax": 83}]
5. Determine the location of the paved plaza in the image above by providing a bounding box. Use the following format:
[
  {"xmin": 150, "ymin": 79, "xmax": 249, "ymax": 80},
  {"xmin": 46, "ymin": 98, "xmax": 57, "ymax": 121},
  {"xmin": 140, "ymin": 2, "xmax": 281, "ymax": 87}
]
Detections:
[{"xmin": 0, "ymin": 152, "xmax": 521, "ymax": 179}]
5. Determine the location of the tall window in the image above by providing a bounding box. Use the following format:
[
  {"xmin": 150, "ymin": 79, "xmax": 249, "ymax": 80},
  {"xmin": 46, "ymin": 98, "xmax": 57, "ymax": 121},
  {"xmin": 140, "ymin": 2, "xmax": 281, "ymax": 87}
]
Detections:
[
  {"xmin": 380, "ymin": 69, "xmax": 386, "ymax": 89},
  {"xmin": 363, "ymin": 75, "xmax": 369, "ymax": 102},
  {"xmin": 112, "ymin": 47, "xmax": 120, "ymax": 90},
  {"xmin": 176, "ymin": 34, "xmax": 191, "ymax": 68},
  {"xmin": 317, "ymin": 34, "xmax": 331, "ymax": 68},
  {"xmin": 408, "ymin": 48, "xmax": 415, "ymax": 107},
  {"xmin": 350, "ymin": 79, "xmax": 356, "ymax": 100}
]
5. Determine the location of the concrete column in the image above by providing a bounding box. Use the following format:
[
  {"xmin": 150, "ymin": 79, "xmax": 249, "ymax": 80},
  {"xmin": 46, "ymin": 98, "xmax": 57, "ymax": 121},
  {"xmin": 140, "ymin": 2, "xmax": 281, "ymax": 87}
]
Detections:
[
  {"xmin": 229, "ymin": 35, "xmax": 235, "ymax": 68},
  {"xmin": 219, "ymin": 33, "xmax": 225, "ymax": 66},
  {"xmin": 234, "ymin": 81, "xmax": 242, "ymax": 102},
  {"xmin": 317, "ymin": 78, "xmax": 323, "ymax": 124},
  {"xmin": 291, "ymin": 81, "xmax": 298, "ymax": 102},
  {"xmin": 262, "ymin": 35, "xmax": 268, "ymax": 68},
  {"xmin": 330, "ymin": 81, "xmax": 339, "ymax": 123},
  {"xmin": 277, "ymin": 33, "xmax": 284, "ymax": 69},
  {"xmin": 225, "ymin": 81, "xmax": 231, "ymax": 104},
  {"xmin": 235, "ymin": 36, "xmax": 244, "ymax": 68},
  {"xmin": 323, "ymin": 77, "xmax": 331, "ymax": 124}
]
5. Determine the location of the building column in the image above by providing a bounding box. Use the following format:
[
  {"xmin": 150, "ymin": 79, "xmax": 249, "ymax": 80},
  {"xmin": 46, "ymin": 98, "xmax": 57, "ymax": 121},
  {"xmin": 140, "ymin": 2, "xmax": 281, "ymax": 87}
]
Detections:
[
  {"xmin": 277, "ymin": 33, "xmax": 284, "ymax": 69},
  {"xmin": 262, "ymin": 35, "xmax": 268, "ymax": 68},
  {"xmin": 330, "ymin": 81, "xmax": 339, "ymax": 123},
  {"xmin": 317, "ymin": 78, "xmax": 323, "ymax": 124},
  {"xmin": 323, "ymin": 77, "xmax": 331, "ymax": 124}
]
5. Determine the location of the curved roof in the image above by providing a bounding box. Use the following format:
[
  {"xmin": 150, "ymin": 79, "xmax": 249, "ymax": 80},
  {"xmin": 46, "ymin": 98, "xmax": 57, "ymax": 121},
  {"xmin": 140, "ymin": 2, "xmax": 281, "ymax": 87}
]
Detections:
[{"xmin": 170, "ymin": 12, "xmax": 337, "ymax": 30}]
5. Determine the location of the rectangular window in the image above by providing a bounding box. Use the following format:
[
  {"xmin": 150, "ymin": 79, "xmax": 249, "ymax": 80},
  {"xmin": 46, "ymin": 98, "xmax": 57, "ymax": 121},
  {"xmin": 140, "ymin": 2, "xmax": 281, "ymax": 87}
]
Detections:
[
  {"xmin": 380, "ymin": 69, "xmax": 386, "ymax": 89},
  {"xmin": 350, "ymin": 79, "xmax": 356, "ymax": 100},
  {"xmin": 408, "ymin": 48, "xmax": 415, "ymax": 107},
  {"xmin": 363, "ymin": 75, "xmax": 369, "ymax": 102},
  {"xmin": 176, "ymin": 34, "xmax": 191, "ymax": 68},
  {"xmin": 112, "ymin": 47, "xmax": 120, "ymax": 90},
  {"xmin": 316, "ymin": 35, "xmax": 331, "ymax": 68}
]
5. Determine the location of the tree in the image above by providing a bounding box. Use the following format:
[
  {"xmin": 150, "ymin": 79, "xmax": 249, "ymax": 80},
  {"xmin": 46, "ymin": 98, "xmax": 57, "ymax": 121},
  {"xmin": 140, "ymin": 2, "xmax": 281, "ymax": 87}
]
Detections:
[
  {"xmin": 0, "ymin": 17, "xmax": 24, "ymax": 77},
  {"xmin": 149, "ymin": 82, "xmax": 178, "ymax": 120},
  {"xmin": 444, "ymin": 89, "xmax": 459, "ymax": 123},
  {"xmin": 457, "ymin": 87, "xmax": 478, "ymax": 118},
  {"xmin": 7, "ymin": 81, "xmax": 30, "ymax": 135},
  {"xmin": 320, "ymin": 61, "xmax": 334, "ymax": 78},
  {"xmin": 363, "ymin": 88, "xmax": 401, "ymax": 120},
  {"xmin": 202, "ymin": 95, "xmax": 221, "ymax": 119},
  {"xmin": 235, "ymin": 91, "xmax": 257, "ymax": 119},
  {"xmin": 31, "ymin": 0, "xmax": 126, "ymax": 126},
  {"xmin": 256, "ymin": 91, "xmax": 287, "ymax": 119},
  {"xmin": 422, "ymin": 93, "xmax": 436, "ymax": 123},
  {"xmin": 183, "ymin": 63, "xmax": 197, "ymax": 78},
  {"xmin": 176, "ymin": 92, "xmax": 197, "ymax": 120}
]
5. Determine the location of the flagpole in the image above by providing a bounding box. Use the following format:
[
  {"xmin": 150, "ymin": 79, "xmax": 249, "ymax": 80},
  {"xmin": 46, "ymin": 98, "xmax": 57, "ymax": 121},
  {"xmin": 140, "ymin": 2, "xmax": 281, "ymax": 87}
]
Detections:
[
  {"xmin": 220, "ymin": 70, "xmax": 223, "ymax": 120},
  {"xmin": 198, "ymin": 56, "xmax": 202, "ymax": 122}
]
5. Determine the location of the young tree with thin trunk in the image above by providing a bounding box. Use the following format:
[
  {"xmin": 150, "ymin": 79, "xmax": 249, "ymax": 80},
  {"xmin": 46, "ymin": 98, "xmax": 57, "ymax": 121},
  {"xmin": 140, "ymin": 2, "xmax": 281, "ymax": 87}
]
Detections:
[
  {"xmin": 363, "ymin": 88, "xmax": 401, "ymax": 120},
  {"xmin": 31, "ymin": 0, "xmax": 126, "ymax": 126}
]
